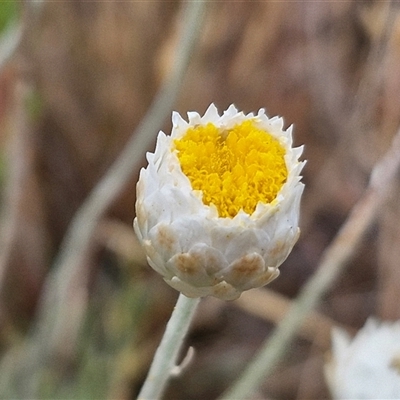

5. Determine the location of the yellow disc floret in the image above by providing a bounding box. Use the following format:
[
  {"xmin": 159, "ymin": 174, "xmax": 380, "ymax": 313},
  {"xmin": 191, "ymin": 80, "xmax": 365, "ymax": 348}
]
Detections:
[{"xmin": 174, "ymin": 120, "xmax": 287, "ymax": 218}]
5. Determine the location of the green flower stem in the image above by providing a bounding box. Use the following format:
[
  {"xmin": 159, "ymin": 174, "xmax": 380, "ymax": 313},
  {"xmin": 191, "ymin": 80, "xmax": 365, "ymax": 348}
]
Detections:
[{"xmin": 138, "ymin": 294, "xmax": 200, "ymax": 400}]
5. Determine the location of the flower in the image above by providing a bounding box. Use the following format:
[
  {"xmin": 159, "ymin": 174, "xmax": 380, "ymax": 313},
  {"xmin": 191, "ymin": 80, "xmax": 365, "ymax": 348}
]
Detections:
[
  {"xmin": 134, "ymin": 104, "xmax": 305, "ymax": 300},
  {"xmin": 325, "ymin": 318, "xmax": 400, "ymax": 399}
]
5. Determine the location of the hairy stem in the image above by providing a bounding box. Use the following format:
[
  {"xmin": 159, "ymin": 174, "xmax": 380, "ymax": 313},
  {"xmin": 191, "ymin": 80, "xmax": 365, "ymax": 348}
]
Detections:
[{"xmin": 138, "ymin": 294, "xmax": 200, "ymax": 400}]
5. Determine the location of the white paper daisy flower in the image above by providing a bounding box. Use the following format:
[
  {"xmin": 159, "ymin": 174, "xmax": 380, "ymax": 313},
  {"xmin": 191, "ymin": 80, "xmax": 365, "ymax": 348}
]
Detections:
[
  {"xmin": 325, "ymin": 318, "xmax": 400, "ymax": 399},
  {"xmin": 134, "ymin": 104, "xmax": 305, "ymax": 300}
]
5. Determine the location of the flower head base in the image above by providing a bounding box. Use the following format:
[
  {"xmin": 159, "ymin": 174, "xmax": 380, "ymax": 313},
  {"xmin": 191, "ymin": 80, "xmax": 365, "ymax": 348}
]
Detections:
[{"xmin": 134, "ymin": 104, "xmax": 305, "ymax": 300}]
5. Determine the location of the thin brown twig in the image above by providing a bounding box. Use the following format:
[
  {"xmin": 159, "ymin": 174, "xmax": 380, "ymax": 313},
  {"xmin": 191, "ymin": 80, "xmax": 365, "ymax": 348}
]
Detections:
[
  {"xmin": 95, "ymin": 219, "xmax": 147, "ymax": 266},
  {"xmin": 235, "ymin": 289, "xmax": 355, "ymax": 351}
]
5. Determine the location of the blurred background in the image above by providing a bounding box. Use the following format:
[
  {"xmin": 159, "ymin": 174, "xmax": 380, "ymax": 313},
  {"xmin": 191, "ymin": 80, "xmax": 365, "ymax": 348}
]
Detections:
[{"xmin": 0, "ymin": 1, "xmax": 400, "ymax": 399}]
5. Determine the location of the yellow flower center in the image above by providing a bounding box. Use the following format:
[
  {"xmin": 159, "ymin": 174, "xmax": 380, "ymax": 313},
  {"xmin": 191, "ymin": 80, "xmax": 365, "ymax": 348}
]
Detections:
[{"xmin": 174, "ymin": 120, "xmax": 287, "ymax": 218}]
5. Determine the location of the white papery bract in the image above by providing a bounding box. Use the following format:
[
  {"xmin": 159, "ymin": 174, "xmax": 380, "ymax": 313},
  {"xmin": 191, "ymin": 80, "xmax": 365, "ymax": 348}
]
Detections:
[
  {"xmin": 134, "ymin": 104, "xmax": 305, "ymax": 300},
  {"xmin": 325, "ymin": 318, "xmax": 400, "ymax": 399}
]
